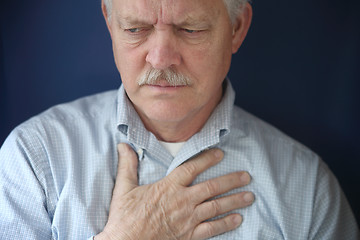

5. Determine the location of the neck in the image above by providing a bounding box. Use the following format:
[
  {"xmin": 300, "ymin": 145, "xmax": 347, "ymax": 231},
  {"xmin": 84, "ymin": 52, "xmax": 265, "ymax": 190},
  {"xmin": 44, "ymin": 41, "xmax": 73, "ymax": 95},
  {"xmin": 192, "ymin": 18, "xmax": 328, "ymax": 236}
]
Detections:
[{"xmin": 140, "ymin": 112, "xmax": 210, "ymax": 142}]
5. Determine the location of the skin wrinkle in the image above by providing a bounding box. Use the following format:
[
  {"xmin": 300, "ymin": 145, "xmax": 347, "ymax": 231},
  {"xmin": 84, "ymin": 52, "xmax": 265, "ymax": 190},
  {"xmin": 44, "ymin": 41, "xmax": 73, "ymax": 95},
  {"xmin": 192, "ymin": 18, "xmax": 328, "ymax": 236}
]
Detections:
[
  {"xmin": 113, "ymin": 7, "xmax": 218, "ymax": 48},
  {"xmin": 149, "ymin": 181, "xmax": 183, "ymax": 239},
  {"xmin": 104, "ymin": 0, "xmax": 248, "ymax": 24},
  {"xmin": 116, "ymin": 13, "xmax": 214, "ymax": 32},
  {"xmin": 157, "ymin": 177, "xmax": 196, "ymax": 238},
  {"xmin": 159, "ymin": 200, "xmax": 180, "ymax": 239},
  {"xmin": 161, "ymin": 194, "xmax": 193, "ymax": 238}
]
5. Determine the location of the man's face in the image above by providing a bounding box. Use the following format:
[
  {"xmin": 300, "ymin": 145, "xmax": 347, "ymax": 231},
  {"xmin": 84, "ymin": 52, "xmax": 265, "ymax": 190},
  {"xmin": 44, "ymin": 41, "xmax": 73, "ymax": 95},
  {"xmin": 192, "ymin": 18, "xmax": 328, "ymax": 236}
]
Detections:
[{"xmin": 105, "ymin": 0, "xmax": 243, "ymax": 136}]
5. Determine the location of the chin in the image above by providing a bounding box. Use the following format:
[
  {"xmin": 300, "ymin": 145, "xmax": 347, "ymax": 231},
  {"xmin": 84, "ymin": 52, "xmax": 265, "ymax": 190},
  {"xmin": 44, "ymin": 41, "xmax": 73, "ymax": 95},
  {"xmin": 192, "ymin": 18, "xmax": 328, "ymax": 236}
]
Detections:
[{"xmin": 145, "ymin": 104, "xmax": 191, "ymax": 122}]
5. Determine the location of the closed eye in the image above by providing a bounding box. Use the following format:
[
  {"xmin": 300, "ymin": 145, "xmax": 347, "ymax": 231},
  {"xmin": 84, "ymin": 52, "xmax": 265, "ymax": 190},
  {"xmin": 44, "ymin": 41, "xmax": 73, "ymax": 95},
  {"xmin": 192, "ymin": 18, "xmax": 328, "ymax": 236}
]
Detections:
[
  {"xmin": 126, "ymin": 28, "xmax": 142, "ymax": 33},
  {"xmin": 182, "ymin": 28, "xmax": 202, "ymax": 34}
]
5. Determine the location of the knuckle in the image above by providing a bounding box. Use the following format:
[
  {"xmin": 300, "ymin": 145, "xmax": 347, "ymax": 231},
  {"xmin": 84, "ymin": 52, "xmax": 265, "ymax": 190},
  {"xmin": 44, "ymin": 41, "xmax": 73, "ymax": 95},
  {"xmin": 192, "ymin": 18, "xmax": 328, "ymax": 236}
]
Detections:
[
  {"xmin": 205, "ymin": 180, "xmax": 220, "ymax": 196},
  {"xmin": 153, "ymin": 180, "xmax": 171, "ymax": 196},
  {"xmin": 182, "ymin": 162, "xmax": 198, "ymax": 177},
  {"xmin": 210, "ymin": 200, "xmax": 222, "ymax": 216},
  {"xmin": 193, "ymin": 208, "xmax": 203, "ymax": 223},
  {"xmin": 223, "ymin": 216, "xmax": 234, "ymax": 229},
  {"xmin": 204, "ymin": 222, "xmax": 216, "ymax": 237},
  {"xmin": 223, "ymin": 215, "xmax": 241, "ymax": 231},
  {"xmin": 118, "ymin": 161, "xmax": 128, "ymax": 173}
]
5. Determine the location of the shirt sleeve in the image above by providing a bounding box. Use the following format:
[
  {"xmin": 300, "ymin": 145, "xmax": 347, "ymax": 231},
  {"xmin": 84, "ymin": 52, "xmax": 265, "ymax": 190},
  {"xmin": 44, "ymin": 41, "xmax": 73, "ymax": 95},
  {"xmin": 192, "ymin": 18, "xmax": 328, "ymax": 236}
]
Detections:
[
  {"xmin": 0, "ymin": 127, "xmax": 53, "ymax": 239},
  {"xmin": 309, "ymin": 160, "xmax": 359, "ymax": 239}
]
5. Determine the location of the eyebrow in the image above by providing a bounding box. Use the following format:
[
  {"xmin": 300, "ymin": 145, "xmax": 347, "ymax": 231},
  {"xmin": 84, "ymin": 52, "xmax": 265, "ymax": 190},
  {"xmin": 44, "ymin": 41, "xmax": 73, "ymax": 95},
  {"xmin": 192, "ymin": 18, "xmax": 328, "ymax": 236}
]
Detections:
[
  {"xmin": 176, "ymin": 13, "xmax": 213, "ymax": 27},
  {"xmin": 116, "ymin": 16, "xmax": 154, "ymax": 28}
]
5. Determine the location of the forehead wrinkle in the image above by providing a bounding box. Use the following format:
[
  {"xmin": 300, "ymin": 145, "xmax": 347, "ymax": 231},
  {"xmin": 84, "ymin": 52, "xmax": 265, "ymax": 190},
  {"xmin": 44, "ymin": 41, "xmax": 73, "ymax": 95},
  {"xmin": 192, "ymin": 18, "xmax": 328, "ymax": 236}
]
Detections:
[
  {"xmin": 115, "ymin": 0, "xmax": 222, "ymax": 28},
  {"xmin": 114, "ymin": 0, "xmax": 161, "ymax": 25},
  {"xmin": 165, "ymin": 0, "xmax": 222, "ymax": 26},
  {"xmin": 175, "ymin": 12, "xmax": 216, "ymax": 27},
  {"xmin": 149, "ymin": 0, "xmax": 214, "ymax": 26},
  {"xmin": 114, "ymin": 10, "xmax": 157, "ymax": 27}
]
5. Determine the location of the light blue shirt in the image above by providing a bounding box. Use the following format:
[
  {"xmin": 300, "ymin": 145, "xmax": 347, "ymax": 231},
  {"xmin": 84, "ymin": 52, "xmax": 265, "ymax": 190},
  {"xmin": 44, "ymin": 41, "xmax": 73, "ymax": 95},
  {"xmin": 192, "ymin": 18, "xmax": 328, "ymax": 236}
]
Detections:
[{"xmin": 0, "ymin": 80, "xmax": 358, "ymax": 239}]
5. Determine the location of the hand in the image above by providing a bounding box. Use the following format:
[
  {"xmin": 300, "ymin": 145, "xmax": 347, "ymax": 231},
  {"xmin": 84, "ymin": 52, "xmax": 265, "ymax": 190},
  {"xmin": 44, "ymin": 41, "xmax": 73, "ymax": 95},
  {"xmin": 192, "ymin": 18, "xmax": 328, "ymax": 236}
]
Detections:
[{"xmin": 95, "ymin": 143, "xmax": 254, "ymax": 240}]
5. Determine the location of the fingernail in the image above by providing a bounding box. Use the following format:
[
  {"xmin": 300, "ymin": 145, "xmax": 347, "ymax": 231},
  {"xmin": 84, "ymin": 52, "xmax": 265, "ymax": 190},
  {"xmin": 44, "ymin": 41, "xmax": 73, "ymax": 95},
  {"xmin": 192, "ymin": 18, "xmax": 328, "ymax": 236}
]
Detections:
[
  {"xmin": 243, "ymin": 192, "xmax": 255, "ymax": 203},
  {"xmin": 232, "ymin": 215, "xmax": 243, "ymax": 226},
  {"xmin": 214, "ymin": 149, "xmax": 223, "ymax": 159},
  {"xmin": 240, "ymin": 172, "xmax": 251, "ymax": 184}
]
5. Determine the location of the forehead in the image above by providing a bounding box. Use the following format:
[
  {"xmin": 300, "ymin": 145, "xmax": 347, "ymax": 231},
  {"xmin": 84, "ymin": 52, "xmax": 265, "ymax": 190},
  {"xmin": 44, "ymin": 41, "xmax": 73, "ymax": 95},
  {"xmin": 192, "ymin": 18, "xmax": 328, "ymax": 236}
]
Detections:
[{"xmin": 113, "ymin": 0, "xmax": 225, "ymax": 25}]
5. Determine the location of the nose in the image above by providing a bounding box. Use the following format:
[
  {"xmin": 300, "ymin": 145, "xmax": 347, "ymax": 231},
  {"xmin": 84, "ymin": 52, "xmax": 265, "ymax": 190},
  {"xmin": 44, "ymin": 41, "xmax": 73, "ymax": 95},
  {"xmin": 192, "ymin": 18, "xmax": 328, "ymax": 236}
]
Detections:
[{"xmin": 146, "ymin": 31, "xmax": 181, "ymax": 70}]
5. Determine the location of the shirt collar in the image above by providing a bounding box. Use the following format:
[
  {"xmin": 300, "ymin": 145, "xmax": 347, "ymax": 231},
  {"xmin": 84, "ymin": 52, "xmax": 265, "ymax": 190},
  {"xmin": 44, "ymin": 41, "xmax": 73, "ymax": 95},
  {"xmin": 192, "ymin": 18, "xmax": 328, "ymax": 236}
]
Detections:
[
  {"xmin": 204, "ymin": 79, "xmax": 234, "ymax": 138},
  {"xmin": 116, "ymin": 84, "xmax": 151, "ymax": 149}
]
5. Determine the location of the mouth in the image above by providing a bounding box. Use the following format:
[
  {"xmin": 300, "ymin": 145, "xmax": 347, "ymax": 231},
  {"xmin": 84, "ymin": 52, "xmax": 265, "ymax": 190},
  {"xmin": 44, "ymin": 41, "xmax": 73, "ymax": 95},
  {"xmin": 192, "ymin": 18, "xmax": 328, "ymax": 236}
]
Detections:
[{"xmin": 141, "ymin": 80, "xmax": 188, "ymax": 96}]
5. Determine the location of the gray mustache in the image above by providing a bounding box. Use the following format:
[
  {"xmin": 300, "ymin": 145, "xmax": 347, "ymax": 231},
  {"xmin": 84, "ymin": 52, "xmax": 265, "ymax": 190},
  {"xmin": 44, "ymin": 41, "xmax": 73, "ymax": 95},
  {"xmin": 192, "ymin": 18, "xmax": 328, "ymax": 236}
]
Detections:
[{"xmin": 137, "ymin": 68, "xmax": 192, "ymax": 87}]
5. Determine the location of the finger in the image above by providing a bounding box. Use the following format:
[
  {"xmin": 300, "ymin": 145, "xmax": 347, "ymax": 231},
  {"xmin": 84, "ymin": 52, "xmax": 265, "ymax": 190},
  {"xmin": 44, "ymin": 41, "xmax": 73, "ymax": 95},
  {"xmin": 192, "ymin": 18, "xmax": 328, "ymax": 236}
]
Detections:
[
  {"xmin": 191, "ymin": 214, "xmax": 243, "ymax": 240},
  {"xmin": 113, "ymin": 143, "xmax": 139, "ymax": 196},
  {"xmin": 190, "ymin": 171, "xmax": 251, "ymax": 203},
  {"xmin": 167, "ymin": 148, "xmax": 224, "ymax": 186},
  {"xmin": 194, "ymin": 191, "xmax": 254, "ymax": 223}
]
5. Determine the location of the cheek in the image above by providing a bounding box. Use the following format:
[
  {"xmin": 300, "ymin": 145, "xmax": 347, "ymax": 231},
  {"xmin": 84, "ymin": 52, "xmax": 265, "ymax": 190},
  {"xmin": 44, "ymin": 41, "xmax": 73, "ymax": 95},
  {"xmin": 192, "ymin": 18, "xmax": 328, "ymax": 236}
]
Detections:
[
  {"xmin": 113, "ymin": 45, "xmax": 146, "ymax": 85},
  {"xmin": 183, "ymin": 41, "xmax": 231, "ymax": 85}
]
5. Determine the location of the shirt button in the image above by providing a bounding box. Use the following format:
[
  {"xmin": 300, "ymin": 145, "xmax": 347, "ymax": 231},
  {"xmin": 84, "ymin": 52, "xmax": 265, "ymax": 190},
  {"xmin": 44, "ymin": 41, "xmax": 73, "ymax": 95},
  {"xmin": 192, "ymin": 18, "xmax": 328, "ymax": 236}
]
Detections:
[
  {"xmin": 137, "ymin": 148, "xmax": 144, "ymax": 160},
  {"xmin": 137, "ymin": 148, "xmax": 143, "ymax": 155}
]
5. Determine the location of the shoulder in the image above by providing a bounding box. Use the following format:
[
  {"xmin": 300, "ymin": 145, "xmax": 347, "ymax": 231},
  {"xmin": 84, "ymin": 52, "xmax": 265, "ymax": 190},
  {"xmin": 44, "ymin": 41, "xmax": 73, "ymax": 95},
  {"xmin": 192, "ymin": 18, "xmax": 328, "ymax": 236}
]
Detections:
[
  {"xmin": 225, "ymin": 106, "xmax": 359, "ymax": 237},
  {"xmin": 1, "ymin": 89, "xmax": 118, "ymax": 162},
  {"xmin": 12, "ymin": 90, "xmax": 117, "ymax": 136},
  {"xmin": 227, "ymin": 106, "xmax": 321, "ymax": 213},
  {"xmin": 224, "ymin": 106, "xmax": 323, "ymax": 205},
  {"xmin": 30, "ymin": 90, "xmax": 118, "ymax": 124},
  {"xmin": 0, "ymin": 88, "xmax": 119, "ymax": 196},
  {"xmin": 230, "ymin": 105, "xmax": 317, "ymax": 165}
]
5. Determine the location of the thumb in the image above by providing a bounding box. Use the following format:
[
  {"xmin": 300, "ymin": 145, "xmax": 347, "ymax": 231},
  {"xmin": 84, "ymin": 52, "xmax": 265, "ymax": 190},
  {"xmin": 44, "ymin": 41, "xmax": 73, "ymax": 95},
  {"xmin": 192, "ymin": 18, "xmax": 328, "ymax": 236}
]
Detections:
[{"xmin": 113, "ymin": 143, "xmax": 139, "ymax": 196}]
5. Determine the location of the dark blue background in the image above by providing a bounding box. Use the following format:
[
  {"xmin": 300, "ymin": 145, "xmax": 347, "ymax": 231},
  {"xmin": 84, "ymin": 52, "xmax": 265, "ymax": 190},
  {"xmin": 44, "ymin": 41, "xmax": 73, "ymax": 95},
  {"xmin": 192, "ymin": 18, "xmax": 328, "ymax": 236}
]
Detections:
[{"xmin": 1, "ymin": 0, "xmax": 359, "ymax": 224}]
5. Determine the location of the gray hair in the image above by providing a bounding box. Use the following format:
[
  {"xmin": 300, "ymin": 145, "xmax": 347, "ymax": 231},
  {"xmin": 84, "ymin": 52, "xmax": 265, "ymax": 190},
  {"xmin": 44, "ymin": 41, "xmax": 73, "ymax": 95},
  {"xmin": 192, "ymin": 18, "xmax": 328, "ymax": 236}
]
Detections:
[
  {"xmin": 103, "ymin": 0, "xmax": 249, "ymax": 24},
  {"xmin": 223, "ymin": 0, "xmax": 249, "ymax": 24}
]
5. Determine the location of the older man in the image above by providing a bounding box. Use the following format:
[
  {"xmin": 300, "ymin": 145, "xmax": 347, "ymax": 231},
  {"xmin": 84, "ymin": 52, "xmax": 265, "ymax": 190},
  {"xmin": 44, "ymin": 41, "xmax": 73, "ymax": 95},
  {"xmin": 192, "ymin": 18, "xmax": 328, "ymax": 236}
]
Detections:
[{"xmin": 0, "ymin": 0, "xmax": 358, "ymax": 239}]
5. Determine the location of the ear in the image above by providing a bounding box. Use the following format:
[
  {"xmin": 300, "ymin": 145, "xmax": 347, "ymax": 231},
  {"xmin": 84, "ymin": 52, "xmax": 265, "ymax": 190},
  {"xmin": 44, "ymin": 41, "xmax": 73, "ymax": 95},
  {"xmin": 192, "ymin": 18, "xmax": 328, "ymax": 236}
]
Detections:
[
  {"xmin": 232, "ymin": 3, "xmax": 253, "ymax": 54},
  {"xmin": 101, "ymin": 0, "xmax": 112, "ymax": 36}
]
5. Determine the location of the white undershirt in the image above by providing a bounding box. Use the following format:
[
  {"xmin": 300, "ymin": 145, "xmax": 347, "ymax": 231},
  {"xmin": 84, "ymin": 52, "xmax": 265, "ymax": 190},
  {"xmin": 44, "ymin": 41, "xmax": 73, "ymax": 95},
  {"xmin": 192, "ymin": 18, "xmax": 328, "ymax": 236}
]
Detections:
[{"xmin": 159, "ymin": 141, "xmax": 186, "ymax": 157}]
